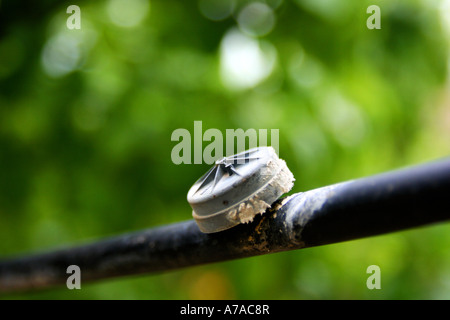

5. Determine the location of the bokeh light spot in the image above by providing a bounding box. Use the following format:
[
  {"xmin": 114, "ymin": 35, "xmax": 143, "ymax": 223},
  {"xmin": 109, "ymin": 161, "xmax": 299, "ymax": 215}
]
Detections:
[
  {"xmin": 107, "ymin": 0, "xmax": 150, "ymax": 28},
  {"xmin": 288, "ymin": 50, "xmax": 324, "ymax": 88},
  {"xmin": 198, "ymin": 0, "xmax": 235, "ymax": 21},
  {"xmin": 237, "ymin": 2, "xmax": 276, "ymax": 37},
  {"xmin": 220, "ymin": 28, "xmax": 277, "ymax": 90},
  {"xmin": 41, "ymin": 33, "xmax": 82, "ymax": 78}
]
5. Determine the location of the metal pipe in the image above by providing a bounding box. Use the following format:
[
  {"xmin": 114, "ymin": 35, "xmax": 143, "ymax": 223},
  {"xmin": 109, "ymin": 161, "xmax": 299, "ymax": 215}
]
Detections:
[{"xmin": 1, "ymin": 157, "xmax": 450, "ymax": 293}]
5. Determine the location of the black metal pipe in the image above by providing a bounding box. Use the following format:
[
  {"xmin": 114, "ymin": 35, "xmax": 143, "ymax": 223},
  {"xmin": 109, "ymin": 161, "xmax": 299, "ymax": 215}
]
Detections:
[{"xmin": 1, "ymin": 158, "xmax": 450, "ymax": 293}]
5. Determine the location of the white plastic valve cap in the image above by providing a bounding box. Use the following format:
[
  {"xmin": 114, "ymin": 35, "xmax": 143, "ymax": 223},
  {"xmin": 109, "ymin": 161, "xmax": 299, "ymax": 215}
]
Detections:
[{"xmin": 187, "ymin": 146, "xmax": 295, "ymax": 233}]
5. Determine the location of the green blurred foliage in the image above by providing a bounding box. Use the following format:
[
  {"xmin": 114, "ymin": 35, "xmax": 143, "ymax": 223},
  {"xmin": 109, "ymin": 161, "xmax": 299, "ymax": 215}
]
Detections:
[{"xmin": 1, "ymin": 0, "xmax": 450, "ymax": 299}]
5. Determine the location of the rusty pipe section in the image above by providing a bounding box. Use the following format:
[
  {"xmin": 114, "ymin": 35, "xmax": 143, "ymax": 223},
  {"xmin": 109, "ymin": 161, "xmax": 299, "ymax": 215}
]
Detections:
[{"xmin": 1, "ymin": 158, "xmax": 450, "ymax": 293}]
